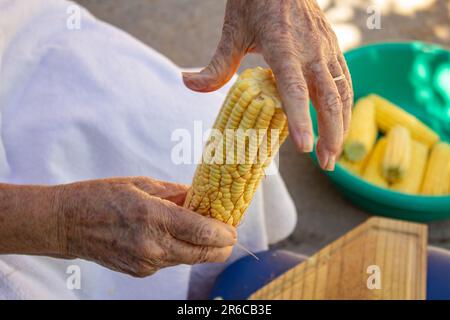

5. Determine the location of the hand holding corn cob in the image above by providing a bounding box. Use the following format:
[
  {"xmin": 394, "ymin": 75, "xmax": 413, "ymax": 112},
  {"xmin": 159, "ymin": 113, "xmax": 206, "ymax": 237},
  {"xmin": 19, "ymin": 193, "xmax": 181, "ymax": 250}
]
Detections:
[{"xmin": 38, "ymin": 177, "xmax": 237, "ymax": 278}]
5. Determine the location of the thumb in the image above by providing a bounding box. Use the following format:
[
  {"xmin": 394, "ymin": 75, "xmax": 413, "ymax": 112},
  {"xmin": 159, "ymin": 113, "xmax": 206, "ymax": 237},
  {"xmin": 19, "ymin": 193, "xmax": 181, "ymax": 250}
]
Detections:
[
  {"xmin": 183, "ymin": 31, "xmax": 244, "ymax": 93},
  {"xmin": 131, "ymin": 177, "xmax": 189, "ymax": 205}
]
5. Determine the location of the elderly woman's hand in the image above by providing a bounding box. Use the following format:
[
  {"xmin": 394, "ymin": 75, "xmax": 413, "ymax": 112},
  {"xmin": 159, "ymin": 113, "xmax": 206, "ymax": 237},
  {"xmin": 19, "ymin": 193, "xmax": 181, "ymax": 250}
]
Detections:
[
  {"xmin": 183, "ymin": 0, "xmax": 353, "ymax": 171},
  {"xmin": 53, "ymin": 177, "xmax": 236, "ymax": 277}
]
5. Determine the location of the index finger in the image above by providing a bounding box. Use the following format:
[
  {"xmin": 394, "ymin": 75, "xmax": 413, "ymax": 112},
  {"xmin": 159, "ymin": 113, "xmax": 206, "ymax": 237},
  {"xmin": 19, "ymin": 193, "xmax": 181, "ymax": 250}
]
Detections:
[{"xmin": 132, "ymin": 177, "xmax": 189, "ymax": 206}]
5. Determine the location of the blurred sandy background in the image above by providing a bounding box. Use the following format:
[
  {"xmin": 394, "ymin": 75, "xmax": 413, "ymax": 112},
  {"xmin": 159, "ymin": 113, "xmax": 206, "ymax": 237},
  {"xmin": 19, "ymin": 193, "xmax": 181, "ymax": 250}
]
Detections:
[{"xmin": 74, "ymin": 0, "xmax": 450, "ymax": 254}]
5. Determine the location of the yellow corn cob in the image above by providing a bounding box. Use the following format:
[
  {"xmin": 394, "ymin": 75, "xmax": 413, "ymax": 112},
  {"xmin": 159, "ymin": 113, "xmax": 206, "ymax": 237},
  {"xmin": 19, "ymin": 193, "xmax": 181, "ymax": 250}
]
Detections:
[
  {"xmin": 339, "ymin": 154, "xmax": 369, "ymax": 175},
  {"xmin": 343, "ymin": 97, "xmax": 377, "ymax": 161},
  {"xmin": 184, "ymin": 68, "xmax": 288, "ymax": 226},
  {"xmin": 421, "ymin": 142, "xmax": 450, "ymax": 195},
  {"xmin": 391, "ymin": 141, "xmax": 428, "ymax": 194},
  {"xmin": 382, "ymin": 126, "xmax": 411, "ymax": 182},
  {"xmin": 368, "ymin": 94, "xmax": 439, "ymax": 147},
  {"xmin": 362, "ymin": 138, "xmax": 388, "ymax": 188}
]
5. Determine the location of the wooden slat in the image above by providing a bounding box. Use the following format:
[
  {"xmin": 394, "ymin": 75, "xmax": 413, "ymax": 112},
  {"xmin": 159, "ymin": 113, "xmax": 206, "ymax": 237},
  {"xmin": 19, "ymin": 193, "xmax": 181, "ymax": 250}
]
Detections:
[{"xmin": 250, "ymin": 217, "xmax": 427, "ymax": 300}]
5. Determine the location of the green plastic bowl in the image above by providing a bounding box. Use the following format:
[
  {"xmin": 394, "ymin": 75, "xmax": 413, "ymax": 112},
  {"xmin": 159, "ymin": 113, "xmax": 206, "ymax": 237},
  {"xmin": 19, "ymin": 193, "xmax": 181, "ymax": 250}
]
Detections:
[{"xmin": 310, "ymin": 42, "xmax": 450, "ymax": 222}]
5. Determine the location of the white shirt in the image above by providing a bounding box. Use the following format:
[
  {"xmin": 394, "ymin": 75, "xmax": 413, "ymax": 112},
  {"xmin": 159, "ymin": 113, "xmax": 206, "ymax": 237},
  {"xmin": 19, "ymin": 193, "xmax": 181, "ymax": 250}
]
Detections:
[{"xmin": 0, "ymin": 0, "xmax": 296, "ymax": 299}]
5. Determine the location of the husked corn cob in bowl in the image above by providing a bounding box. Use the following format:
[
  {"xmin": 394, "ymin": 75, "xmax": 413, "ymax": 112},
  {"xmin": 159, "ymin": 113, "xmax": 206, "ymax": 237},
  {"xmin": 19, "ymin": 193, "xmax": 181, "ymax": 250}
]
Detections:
[
  {"xmin": 310, "ymin": 42, "xmax": 450, "ymax": 222},
  {"xmin": 369, "ymin": 94, "xmax": 440, "ymax": 147},
  {"xmin": 337, "ymin": 93, "xmax": 449, "ymax": 197},
  {"xmin": 382, "ymin": 126, "xmax": 412, "ymax": 183},
  {"xmin": 343, "ymin": 97, "xmax": 377, "ymax": 162},
  {"xmin": 362, "ymin": 138, "xmax": 388, "ymax": 188},
  {"xmin": 184, "ymin": 68, "xmax": 288, "ymax": 226},
  {"xmin": 391, "ymin": 141, "xmax": 428, "ymax": 194},
  {"xmin": 421, "ymin": 142, "xmax": 450, "ymax": 196}
]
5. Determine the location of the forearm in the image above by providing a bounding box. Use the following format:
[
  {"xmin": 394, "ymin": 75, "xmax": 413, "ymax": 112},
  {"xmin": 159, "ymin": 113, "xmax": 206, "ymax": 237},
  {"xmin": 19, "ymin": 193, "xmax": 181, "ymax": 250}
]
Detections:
[{"xmin": 0, "ymin": 183, "xmax": 60, "ymax": 255}]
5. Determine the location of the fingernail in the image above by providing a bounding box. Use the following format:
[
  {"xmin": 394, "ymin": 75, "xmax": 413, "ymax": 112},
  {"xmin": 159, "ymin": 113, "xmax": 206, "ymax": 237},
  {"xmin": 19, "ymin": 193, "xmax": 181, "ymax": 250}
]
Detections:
[
  {"xmin": 318, "ymin": 148, "xmax": 329, "ymax": 170},
  {"xmin": 318, "ymin": 148, "xmax": 336, "ymax": 171},
  {"xmin": 182, "ymin": 72, "xmax": 197, "ymax": 86},
  {"xmin": 301, "ymin": 132, "xmax": 314, "ymax": 153},
  {"xmin": 325, "ymin": 154, "xmax": 336, "ymax": 171},
  {"xmin": 182, "ymin": 72, "xmax": 208, "ymax": 91},
  {"xmin": 182, "ymin": 72, "xmax": 195, "ymax": 79},
  {"xmin": 293, "ymin": 131, "xmax": 313, "ymax": 153}
]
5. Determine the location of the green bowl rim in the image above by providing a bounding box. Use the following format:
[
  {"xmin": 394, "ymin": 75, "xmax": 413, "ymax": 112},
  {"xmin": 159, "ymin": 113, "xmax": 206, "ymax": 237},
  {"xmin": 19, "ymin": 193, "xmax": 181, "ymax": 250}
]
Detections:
[{"xmin": 312, "ymin": 41, "xmax": 450, "ymax": 210}]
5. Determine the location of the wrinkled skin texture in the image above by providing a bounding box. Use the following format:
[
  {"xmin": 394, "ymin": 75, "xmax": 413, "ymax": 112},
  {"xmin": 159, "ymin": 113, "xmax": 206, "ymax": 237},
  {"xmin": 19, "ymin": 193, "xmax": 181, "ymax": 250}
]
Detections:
[
  {"xmin": 54, "ymin": 177, "xmax": 236, "ymax": 277},
  {"xmin": 0, "ymin": 178, "xmax": 236, "ymax": 278},
  {"xmin": 183, "ymin": 0, "xmax": 353, "ymax": 171}
]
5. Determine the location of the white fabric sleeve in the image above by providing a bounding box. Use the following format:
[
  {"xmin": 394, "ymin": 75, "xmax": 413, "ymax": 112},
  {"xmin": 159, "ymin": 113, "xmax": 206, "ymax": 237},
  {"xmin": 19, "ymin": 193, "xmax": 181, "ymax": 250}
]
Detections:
[{"xmin": 0, "ymin": 0, "xmax": 297, "ymax": 299}]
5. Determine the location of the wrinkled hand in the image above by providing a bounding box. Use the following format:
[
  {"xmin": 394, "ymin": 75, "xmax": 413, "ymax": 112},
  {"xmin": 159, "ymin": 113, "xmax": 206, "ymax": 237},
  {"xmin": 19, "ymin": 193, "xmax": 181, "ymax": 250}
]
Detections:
[
  {"xmin": 183, "ymin": 0, "xmax": 353, "ymax": 171},
  {"xmin": 54, "ymin": 177, "xmax": 236, "ymax": 277}
]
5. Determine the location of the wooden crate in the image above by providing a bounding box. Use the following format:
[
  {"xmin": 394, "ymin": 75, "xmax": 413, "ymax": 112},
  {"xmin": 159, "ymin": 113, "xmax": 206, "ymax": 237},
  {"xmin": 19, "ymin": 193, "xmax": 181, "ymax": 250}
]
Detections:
[{"xmin": 250, "ymin": 217, "xmax": 427, "ymax": 300}]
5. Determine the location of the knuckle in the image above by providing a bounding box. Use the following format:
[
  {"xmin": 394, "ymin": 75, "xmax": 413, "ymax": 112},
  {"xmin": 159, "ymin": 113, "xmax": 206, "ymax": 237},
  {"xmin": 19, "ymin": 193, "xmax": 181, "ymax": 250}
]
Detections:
[
  {"xmin": 196, "ymin": 247, "xmax": 213, "ymax": 264},
  {"xmin": 305, "ymin": 59, "xmax": 325, "ymax": 74},
  {"xmin": 341, "ymin": 92, "xmax": 353, "ymax": 109},
  {"xmin": 263, "ymin": 40, "xmax": 297, "ymax": 64},
  {"xmin": 322, "ymin": 95, "xmax": 342, "ymax": 117},
  {"xmin": 283, "ymin": 80, "xmax": 308, "ymax": 101},
  {"xmin": 132, "ymin": 265, "xmax": 157, "ymax": 278},
  {"xmin": 267, "ymin": 19, "xmax": 293, "ymax": 37},
  {"xmin": 151, "ymin": 247, "xmax": 168, "ymax": 264},
  {"xmin": 196, "ymin": 222, "xmax": 216, "ymax": 244},
  {"xmin": 143, "ymin": 244, "xmax": 168, "ymax": 267}
]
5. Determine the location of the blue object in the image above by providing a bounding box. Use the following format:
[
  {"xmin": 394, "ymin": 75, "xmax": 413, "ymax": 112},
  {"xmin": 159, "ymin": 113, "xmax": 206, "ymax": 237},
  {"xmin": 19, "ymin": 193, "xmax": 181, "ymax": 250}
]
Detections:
[
  {"xmin": 211, "ymin": 248, "xmax": 450, "ymax": 300},
  {"xmin": 209, "ymin": 250, "xmax": 307, "ymax": 300},
  {"xmin": 427, "ymin": 246, "xmax": 450, "ymax": 300}
]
